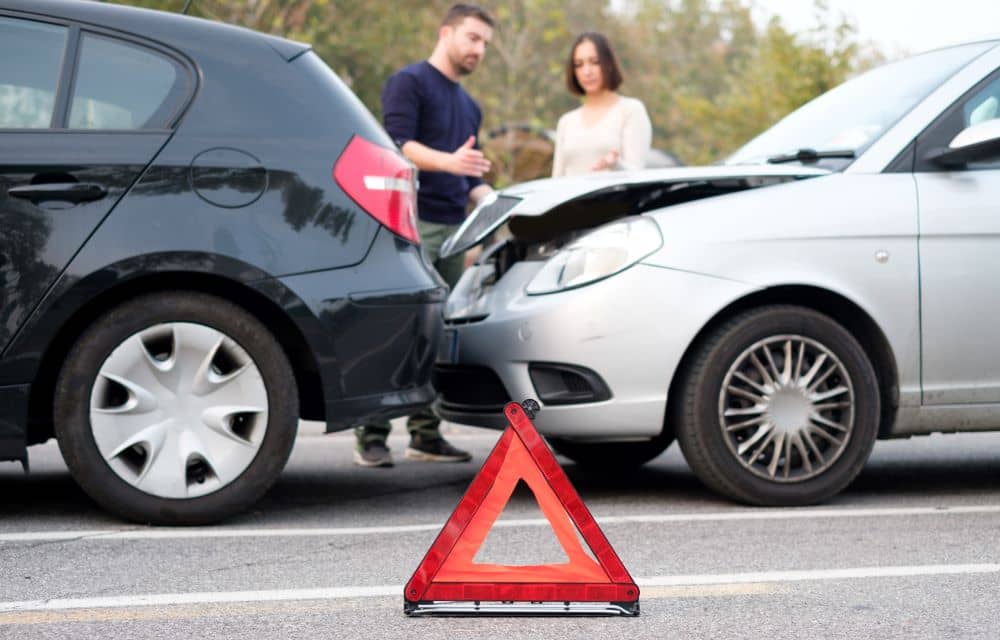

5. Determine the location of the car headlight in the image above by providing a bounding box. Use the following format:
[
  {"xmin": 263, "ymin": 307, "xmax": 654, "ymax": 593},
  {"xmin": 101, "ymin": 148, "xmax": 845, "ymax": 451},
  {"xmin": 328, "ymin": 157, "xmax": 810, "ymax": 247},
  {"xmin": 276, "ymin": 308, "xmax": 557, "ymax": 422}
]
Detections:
[{"xmin": 525, "ymin": 217, "xmax": 663, "ymax": 295}]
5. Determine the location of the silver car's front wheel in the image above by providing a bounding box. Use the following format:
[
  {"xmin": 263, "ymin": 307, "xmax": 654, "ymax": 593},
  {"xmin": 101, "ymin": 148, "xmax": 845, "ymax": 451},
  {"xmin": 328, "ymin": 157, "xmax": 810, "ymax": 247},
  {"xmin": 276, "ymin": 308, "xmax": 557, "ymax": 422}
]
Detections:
[
  {"xmin": 719, "ymin": 335, "xmax": 855, "ymax": 483},
  {"xmin": 55, "ymin": 292, "xmax": 298, "ymax": 525},
  {"xmin": 676, "ymin": 305, "xmax": 879, "ymax": 506}
]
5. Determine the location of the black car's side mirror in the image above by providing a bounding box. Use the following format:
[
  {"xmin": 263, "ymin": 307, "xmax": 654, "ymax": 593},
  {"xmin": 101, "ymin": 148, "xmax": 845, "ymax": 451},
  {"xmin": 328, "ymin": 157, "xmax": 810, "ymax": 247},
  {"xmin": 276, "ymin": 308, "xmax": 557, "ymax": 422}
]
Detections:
[{"xmin": 925, "ymin": 118, "xmax": 1000, "ymax": 168}]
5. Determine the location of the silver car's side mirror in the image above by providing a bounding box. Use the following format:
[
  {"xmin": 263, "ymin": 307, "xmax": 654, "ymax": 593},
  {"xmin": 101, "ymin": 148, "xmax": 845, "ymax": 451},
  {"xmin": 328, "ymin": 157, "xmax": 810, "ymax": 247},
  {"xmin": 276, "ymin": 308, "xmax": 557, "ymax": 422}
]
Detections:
[{"xmin": 926, "ymin": 118, "xmax": 1000, "ymax": 168}]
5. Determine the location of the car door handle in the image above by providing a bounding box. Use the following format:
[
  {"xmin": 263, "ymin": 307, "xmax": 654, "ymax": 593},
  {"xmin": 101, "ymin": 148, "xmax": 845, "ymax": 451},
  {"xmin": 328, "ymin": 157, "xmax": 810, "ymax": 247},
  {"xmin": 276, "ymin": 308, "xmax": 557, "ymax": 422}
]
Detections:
[{"xmin": 8, "ymin": 182, "xmax": 108, "ymax": 204}]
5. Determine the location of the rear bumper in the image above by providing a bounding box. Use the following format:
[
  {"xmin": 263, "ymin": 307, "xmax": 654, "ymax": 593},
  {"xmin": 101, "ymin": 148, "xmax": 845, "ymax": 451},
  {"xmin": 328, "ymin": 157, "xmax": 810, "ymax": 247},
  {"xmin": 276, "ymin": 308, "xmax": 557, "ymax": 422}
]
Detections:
[
  {"xmin": 275, "ymin": 228, "xmax": 447, "ymax": 432},
  {"xmin": 0, "ymin": 385, "xmax": 28, "ymax": 462},
  {"xmin": 326, "ymin": 383, "xmax": 438, "ymax": 430},
  {"xmin": 318, "ymin": 282, "xmax": 445, "ymax": 431}
]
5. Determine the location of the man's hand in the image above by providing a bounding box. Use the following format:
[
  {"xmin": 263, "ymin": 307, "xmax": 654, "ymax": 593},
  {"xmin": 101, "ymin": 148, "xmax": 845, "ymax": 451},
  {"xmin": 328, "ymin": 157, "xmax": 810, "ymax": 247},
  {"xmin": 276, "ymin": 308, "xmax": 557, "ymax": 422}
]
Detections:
[
  {"xmin": 449, "ymin": 136, "xmax": 491, "ymax": 177},
  {"xmin": 400, "ymin": 137, "xmax": 492, "ymax": 177},
  {"xmin": 590, "ymin": 149, "xmax": 620, "ymax": 172}
]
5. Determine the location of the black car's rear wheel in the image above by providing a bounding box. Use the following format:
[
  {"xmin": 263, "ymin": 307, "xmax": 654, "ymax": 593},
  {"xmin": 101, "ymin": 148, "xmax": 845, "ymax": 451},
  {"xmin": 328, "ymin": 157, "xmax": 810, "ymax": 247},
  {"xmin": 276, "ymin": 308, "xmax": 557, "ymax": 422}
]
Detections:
[
  {"xmin": 675, "ymin": 305, "xmax": 879, "ymax": 506},
  {"xmin": 54, "ymin": 291, "xmax": 298, "ymax": 525}
]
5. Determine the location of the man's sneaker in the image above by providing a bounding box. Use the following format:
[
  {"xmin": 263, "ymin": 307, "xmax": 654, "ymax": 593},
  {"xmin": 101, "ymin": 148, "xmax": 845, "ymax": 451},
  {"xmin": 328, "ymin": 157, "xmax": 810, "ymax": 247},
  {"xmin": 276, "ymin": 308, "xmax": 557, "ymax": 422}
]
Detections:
[
  {"xmin": 353, "ymin": 440, "xmax": 394, "ymax": 467},
  {"xmin": 405, "ymin": 436, "xmax": 472, "ymax": 462}
]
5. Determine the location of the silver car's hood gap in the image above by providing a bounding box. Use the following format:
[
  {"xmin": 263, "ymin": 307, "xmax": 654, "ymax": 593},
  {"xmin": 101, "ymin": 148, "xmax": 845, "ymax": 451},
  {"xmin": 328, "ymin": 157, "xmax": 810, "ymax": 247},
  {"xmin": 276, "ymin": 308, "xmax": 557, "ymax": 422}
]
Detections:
[{"xmin": 442, "ymin": 165, "xmax": 829, "ymax": 257}]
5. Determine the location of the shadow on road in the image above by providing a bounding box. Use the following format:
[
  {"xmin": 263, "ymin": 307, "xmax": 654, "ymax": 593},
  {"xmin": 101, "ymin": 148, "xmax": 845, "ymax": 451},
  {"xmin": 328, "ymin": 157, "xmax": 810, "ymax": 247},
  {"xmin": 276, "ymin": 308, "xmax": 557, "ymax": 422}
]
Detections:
[{"xmin": 2, "ymin": 432, "xmax": 999, "ymax": 525}]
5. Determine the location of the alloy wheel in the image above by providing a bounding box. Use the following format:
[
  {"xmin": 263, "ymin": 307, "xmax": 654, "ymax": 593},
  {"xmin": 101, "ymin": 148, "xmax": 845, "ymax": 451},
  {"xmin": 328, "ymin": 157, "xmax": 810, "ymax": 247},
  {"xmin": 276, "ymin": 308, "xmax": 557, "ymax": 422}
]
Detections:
[{"xmin": 717, "ymin": 334, "xmax": 855, "ymax": 482}]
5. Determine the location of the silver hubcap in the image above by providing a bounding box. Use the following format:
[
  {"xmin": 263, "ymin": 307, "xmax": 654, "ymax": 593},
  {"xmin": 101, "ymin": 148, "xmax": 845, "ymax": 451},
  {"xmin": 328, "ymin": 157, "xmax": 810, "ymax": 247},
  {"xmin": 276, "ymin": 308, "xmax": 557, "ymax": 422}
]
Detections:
[
  {"xmin": 718, "ymin": 335, "xmax": 855, "ymax": 482},
  {"xmin": 90, "ymin": 323, "xmax": 269, "ymax": 499}
]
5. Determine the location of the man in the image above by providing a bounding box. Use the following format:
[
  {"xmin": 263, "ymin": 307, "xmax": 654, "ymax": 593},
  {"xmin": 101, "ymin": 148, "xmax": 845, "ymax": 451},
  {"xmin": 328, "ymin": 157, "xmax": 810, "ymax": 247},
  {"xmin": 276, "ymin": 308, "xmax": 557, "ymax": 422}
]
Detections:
[{"xmin": 354, "ymin": 4, "xmax": 495, "ymax": 468}]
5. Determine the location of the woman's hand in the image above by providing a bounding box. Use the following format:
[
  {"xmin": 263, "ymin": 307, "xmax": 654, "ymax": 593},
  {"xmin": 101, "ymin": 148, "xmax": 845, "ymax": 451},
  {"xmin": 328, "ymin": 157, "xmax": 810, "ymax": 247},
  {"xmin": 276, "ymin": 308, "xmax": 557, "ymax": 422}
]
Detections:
[{"xmin": 590, "ymin": 149, "xmax": 620, "ymax": 171}]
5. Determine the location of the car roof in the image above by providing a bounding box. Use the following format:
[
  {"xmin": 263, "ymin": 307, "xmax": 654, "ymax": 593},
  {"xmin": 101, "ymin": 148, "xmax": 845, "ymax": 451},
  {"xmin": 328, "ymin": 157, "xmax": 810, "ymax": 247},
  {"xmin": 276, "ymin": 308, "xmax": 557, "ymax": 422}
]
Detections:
[
  {"xmin": 922, "ymin": 37, "xmax": 1000, "ymax": 53},
  {"xmin": 0, "ymin": 0, "xmax": 310, "ymax": 60}
]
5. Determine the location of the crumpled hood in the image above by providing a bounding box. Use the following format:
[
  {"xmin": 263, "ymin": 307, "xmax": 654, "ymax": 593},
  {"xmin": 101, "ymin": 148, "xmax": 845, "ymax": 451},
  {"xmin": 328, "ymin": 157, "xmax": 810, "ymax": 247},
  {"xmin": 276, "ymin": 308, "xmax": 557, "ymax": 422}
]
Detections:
[{"xmin": 440, "ymin": 164, "xmax": 830, "ymax": 258}]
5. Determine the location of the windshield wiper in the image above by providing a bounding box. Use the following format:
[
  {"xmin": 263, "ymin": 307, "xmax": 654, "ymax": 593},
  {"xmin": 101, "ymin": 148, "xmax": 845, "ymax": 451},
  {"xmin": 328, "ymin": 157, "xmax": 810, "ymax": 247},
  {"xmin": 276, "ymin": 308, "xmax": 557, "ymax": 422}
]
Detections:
[{"xmin": 766, "ymin": 148, "xmax": 856, "ymax": 164}]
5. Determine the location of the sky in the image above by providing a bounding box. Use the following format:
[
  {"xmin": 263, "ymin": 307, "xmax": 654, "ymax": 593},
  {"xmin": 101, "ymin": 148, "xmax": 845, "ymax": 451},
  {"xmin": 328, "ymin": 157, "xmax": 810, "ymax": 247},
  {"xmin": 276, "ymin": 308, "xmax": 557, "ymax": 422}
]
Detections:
[{"xmin": 753, "ymin": 0, "xmax": 1000, "ymax": 57}]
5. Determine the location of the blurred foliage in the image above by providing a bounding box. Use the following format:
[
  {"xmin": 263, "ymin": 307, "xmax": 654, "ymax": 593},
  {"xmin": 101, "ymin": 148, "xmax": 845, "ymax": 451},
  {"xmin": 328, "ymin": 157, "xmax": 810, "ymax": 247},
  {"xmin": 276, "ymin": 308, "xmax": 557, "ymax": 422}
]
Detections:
[{"xmin": 109, "ymin": 0, "xmax": 883, "ymax": 174}]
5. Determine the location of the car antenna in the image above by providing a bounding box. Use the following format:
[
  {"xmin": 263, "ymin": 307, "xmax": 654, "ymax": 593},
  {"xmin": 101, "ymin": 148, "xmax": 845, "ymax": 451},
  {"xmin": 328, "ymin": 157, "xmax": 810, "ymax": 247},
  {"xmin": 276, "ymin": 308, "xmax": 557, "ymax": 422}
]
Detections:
[{"xmin": 181, "ymin": 0, "xmax": 193, "ymax": 14}]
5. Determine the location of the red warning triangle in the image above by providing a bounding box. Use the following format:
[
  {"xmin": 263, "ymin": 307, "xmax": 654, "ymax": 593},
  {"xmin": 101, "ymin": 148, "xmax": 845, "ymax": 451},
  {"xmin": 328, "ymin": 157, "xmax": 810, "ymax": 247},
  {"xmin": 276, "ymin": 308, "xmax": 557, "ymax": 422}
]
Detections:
[{"xmin": 404, "ymin": 401, "xmax": 639, "ymax": 612}]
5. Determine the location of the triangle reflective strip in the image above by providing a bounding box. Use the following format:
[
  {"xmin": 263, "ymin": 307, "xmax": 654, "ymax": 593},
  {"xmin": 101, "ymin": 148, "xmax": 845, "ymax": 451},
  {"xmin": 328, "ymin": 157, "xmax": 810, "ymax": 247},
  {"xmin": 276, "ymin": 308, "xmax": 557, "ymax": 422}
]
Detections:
[
  {"xmin": 434, "ymin": 430, "xmax": 607, "ymax": 583},
  {"xmin": 404, "ymin": 402, "xmax": 639, "ymax": 605}
]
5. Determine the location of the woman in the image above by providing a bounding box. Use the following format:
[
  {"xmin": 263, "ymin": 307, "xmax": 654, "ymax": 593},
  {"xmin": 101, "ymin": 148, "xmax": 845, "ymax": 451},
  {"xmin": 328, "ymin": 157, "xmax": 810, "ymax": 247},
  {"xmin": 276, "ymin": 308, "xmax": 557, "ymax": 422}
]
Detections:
[{"xmin": 552, "ymin": 32, "xmax": 652, "ymax": 177}]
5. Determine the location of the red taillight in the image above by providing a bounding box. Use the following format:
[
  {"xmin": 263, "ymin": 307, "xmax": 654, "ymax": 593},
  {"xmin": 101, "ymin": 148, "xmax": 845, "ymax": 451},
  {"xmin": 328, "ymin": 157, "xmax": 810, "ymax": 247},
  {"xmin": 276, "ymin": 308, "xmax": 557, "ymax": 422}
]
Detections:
[{"xmin": 333, "ymin": 135, "xmax": 419, "ymax": 244}]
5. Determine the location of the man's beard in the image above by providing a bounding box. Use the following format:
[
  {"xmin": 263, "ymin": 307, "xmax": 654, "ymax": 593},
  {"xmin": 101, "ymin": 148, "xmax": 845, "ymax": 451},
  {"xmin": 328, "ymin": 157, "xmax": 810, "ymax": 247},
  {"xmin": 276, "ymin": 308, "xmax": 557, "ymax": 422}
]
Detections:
[{"xmin": 449, "ymin": 50, "xmax": 478, "ymax": 76}]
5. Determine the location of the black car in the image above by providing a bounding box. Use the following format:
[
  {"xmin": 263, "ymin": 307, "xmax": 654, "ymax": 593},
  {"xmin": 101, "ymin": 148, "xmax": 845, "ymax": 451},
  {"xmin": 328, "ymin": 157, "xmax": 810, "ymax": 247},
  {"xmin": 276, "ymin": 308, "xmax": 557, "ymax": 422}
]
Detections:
[{"xmin": 0, "ymin": 0, "xmax": 444, "ymax": 524}]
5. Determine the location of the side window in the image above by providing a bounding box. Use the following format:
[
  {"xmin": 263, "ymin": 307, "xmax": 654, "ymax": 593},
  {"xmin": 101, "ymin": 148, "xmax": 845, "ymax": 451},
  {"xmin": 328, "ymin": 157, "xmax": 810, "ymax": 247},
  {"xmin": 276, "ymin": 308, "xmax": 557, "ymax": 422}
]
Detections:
[
  {"xmin": 69, "ymin": 33, "xmax": 185, "ymax": 130},
  {"xmin": 0, "ymin": 17, "xmax": 67, "ymax": 128},
  {"xmin": 915, "ymin": 68, "xmax": 1000, "ymax": 171}
]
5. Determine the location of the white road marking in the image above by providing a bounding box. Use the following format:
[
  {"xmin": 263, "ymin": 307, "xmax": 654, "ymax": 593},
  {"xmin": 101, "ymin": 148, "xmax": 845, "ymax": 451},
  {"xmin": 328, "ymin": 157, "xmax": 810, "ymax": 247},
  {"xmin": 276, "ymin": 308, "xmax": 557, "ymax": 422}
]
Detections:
[
  {"xmin": 0, "ymin": 523, "xmax": 443, "ymax": 542},
  {"xmin": 1, "ymin": 563, "xmax": 997, "ymax": 613},
  {"xmin": 2, "ymin": 504, "xmax": 999, "ymax": 543},
  {"xmin": 0, "ymin": 585, "xmax": 399, "ymax": 613},
  {"xmin": 636, "ymin": 563, "xmax": 1000, "ymax": 586}
]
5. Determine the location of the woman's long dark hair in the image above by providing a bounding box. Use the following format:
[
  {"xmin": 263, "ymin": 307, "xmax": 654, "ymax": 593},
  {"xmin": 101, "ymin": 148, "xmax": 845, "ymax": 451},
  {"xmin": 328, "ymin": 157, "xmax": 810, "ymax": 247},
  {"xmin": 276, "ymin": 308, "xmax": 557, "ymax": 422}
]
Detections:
[{"xmin": 565, "ymin": 31, "xmax": 623, "ymax": 95}]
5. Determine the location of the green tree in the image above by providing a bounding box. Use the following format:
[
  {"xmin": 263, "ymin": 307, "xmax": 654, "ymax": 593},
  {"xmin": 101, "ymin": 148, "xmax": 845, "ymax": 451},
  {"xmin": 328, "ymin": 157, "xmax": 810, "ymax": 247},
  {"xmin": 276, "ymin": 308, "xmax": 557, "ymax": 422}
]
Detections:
[
  {"xmin": 109, "ymin": 0, "xmax": 883, "ymax": 170},
  {"xmin": 671, "ymin": 5, "xmax": 876, "ymax": 164}
]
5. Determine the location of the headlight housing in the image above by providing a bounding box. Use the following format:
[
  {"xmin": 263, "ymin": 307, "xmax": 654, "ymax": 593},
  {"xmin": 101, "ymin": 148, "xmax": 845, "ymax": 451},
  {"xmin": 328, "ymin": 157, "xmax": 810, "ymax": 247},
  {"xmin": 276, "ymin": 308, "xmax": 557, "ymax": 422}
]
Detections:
[{"xmin": 525, "ymin": 217, "xmax": 663, "ymax": 295}]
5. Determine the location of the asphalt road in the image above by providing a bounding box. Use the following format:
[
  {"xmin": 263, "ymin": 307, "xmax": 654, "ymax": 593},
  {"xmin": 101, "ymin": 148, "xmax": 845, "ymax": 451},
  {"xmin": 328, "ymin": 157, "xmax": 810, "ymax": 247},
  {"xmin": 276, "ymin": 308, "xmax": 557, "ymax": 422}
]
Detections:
[{"xmin": 1, "ymin": 421, "xmax": 999, "ymax": 639}]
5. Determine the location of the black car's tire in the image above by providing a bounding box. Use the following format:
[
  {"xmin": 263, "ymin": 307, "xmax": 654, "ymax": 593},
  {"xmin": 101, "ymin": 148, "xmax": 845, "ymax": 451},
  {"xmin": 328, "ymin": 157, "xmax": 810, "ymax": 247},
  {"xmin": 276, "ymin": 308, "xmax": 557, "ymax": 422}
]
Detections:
[
  {"xmin": 548, "ymin": 433, "xmax": 673, "ymax": 469},
  {"xmin": 54, "ymin": 291, "xmax": 298, "ymax": 525},
  {"xmin": 675, "ymin": 305, "xmax": 879, "ymax": 506}
]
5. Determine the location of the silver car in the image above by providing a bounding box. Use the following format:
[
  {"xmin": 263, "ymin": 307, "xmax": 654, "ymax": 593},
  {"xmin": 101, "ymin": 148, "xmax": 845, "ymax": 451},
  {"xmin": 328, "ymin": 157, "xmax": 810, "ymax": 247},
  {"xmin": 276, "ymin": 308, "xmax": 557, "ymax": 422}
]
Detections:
[{"xmin": 434, "ymin": 40, "xmax": 1000, "ymax": 506}]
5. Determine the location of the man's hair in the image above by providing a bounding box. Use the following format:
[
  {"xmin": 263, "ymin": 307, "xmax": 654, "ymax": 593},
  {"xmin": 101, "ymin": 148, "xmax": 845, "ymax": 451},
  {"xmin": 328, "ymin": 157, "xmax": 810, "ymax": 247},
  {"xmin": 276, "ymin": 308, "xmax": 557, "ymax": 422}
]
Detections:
[
  {"xmin": 441, "ymin": 3, "xmax": 495, "ymax": 29},
  {"xmin": 565, "ymin": 32, "xmax": 623, "ymax": 96}
]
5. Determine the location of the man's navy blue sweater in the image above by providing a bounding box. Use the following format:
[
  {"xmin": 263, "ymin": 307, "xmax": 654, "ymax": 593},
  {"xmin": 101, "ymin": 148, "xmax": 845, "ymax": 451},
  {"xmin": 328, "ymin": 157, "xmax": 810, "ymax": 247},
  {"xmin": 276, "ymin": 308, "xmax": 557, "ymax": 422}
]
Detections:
[{"xmin": 381, "ymin": 61, "xmax": 484, "ymax": 225}]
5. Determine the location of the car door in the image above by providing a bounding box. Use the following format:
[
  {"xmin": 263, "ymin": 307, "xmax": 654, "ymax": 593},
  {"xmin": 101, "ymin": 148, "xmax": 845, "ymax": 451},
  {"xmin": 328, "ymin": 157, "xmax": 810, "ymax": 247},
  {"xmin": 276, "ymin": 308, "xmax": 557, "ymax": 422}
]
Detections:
[
  {"xmin": 0, "ymin": 14, "xmax": 191, "ymax": 354},
  {"xmin": 915, "ymin": 66, "xmax": 1000, "ymax": 404}
]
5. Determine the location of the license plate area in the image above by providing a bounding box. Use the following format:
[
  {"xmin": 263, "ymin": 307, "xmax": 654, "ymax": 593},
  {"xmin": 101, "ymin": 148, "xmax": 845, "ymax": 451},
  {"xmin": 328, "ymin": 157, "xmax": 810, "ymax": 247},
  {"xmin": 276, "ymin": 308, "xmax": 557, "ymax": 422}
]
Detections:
[{"xmin": 439, "ymin": 328, "xmax": 459, "ymax": 363}]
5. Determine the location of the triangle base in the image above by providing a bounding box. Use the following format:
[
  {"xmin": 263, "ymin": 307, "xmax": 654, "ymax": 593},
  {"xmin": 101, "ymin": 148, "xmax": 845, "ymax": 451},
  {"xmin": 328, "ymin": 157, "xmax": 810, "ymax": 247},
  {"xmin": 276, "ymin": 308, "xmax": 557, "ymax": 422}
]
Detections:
[
  {"xmin": 419, "ymin": 580, "xmax": 637, "ymax": 603},
  {"xmin": 404, "ymin": 599, "xmax": 640, "ymax": 617}
]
